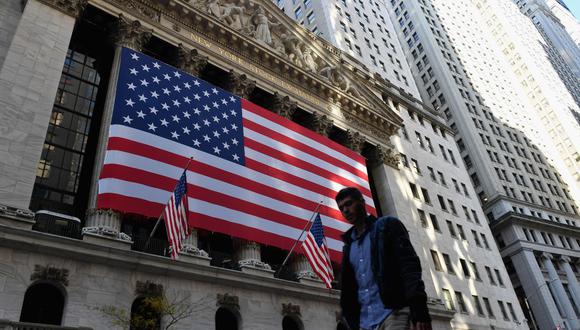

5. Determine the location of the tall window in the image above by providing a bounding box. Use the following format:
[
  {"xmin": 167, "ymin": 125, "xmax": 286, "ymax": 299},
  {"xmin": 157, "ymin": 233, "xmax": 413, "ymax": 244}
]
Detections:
[{"xmin": 30, "ymin": 48, "xmax": 105, "ymax": 217}]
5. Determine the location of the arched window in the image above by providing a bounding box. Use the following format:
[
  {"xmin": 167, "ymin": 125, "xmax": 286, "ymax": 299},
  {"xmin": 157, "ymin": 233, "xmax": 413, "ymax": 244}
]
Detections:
[
  {"xmin": 282, "ymin": 315, "xmax": 303, "ymax": 330},
  {"xmin": 130, "ymin": 296, "xmax": 161, "ymax": 330},
  {"xmin": 20, "ymin": 282, "xmax": 65, "ymax": 325},
  {"xmin": 215, "ymin": 307, "xmax": 239, "ymax": 330}
]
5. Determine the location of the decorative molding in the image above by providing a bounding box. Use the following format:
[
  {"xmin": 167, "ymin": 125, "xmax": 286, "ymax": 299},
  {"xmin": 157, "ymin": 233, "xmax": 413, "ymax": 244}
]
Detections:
[
  {"xmin": 36, "ymin": 0, "xmax": 87, "ymax": 18},
  {"xmin": 227, "ymin": 69, "xmax": 256, "ymax": 99},
  {"xmin": 371, "ymin": 144, "xmax": 400, "ymax": 169},
  {"xmin": 272, "ymin": 92, "xmax": 297, "ymax": 119},
  {"xmin": 310, "ymin": 113, "xmax": 333, "ymax": 137},
  {"xmin": 135, "ymin": 280, "xmax": 163, "ymax": 297},
  {"xmin": 281, "ymin": 302, "xmax": 301, "ymax": 316},
  {"xmin": 217, "ymin": 293, "xmax": 239, "ymax": 309},
  {"xmin": 97, "ymin": 0, "xmax": 402, "ymax": 146},
  {"xmin": 113, "ymin": 14, "xmax": 152, "ymax": 50},
  {"xmin": 0, "ymin": 204, "xmax": 34, "ymax": 219},
  {"xmin": 83, "ymin": 208, "xmax": 132, "ymax": 241},
  {"xmin": 176, "ymin": 44, "xmax": 208, "ymax": 76},
  {"xmin": 345, "ymin": 130, "xmax": 365, "ymax": 154},
  {"xmin": 181, "ymin": 244, "xmax": 209, "ymax": 258},
  {"xmin": 31, "ymin": 265, "xmax": 69, "ymax": 286}
]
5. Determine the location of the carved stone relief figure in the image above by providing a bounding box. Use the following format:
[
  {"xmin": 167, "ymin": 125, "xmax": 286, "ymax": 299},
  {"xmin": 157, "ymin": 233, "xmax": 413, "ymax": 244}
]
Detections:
[
  {"xmin": 251, "ymin": 6, "xmax": 280, "ymax": 45},
  {"xmin": 221, "ymin": 4, "xmax": 247, "ymax": 30},
  {"xmin": 302, "ymin": 47, "xmax": 318, "ymax": 72},
  {"xmin": 281, "ymin": 34, "xmax": 305, "ymax": 67}
]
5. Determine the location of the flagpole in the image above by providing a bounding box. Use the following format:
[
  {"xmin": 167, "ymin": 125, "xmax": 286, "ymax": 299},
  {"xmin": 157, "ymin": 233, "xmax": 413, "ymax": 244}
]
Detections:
[
  {"xmin": 276, "ymin": 200, "xmax": 324, "ymax": 276},
  {"xmin": 143, "ymin": 156, "xmax": 194, "ymax": 252}
]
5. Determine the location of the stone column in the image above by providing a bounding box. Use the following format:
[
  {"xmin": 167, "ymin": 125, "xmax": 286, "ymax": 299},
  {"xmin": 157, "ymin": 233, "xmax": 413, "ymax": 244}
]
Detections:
[
  {"xmin": 179, "ymin": 229, "xmax": 211, "ymax": 265},
  {"xmin": 226, "ymin": 69, "xmax": 256, "ymax": 99},
  {"xmin": 559, "ymin": 256, "xmax": 580, "ymax": 318},
  {"xmin": 289, "ymin": 254, "xmax": 325, "ymax": 288},
  {"xmin": 541, "ymin": 252, "xmax": 580, "ymax": 329},
  {"xmin": 272, "ymin": 92, "xmax": 297, "ymax": 119},
  {"xmin": 0, "ymin": 0, "xmax": 84, "ymax": 213},
  {"xmin": 511, "ymin": 249, "xmax": 562, "ymax": 330},
  {"xmin": 83, "ymin": 15, "xmax": 151, "ymax": 247},
  {"xmin": 225, "ymin": 71, "xmax": 270, "ymax": 276},
  {"xmin": 233, "ymin": 239, "xmax": 274, "ymax": 277}
]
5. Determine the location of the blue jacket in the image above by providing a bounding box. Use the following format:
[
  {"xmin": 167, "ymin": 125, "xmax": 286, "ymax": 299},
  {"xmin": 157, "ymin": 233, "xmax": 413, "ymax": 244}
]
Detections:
[{"xmin": 340, "ymin": 215, "xmax": 431, "ymax": 330}]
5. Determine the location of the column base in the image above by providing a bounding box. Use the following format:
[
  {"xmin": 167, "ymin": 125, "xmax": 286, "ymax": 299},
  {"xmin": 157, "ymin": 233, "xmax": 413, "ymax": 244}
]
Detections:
[
  {"xmin": 298, "ymin": 276, "xmax": 326, "ymax": 288},
  {"xmin": 82, "ymin": 229, "xmax": 133, "ymax": 250},
  {"xmin": 0, "ymin": 205, "xmax": 35, "ymax": 229},
  {"xmin": 238, "ymin": 259, "xmax": 275, "ymax": 277},
  {"xmin": 179, "ymin": 245, "xmax": 211, "ymax": 266}
]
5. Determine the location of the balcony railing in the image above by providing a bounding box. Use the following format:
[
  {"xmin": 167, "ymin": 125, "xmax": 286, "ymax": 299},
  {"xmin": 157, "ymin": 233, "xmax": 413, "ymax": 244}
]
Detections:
[{"xmin": 0, "ymin": 319, "xmax": 91, "ymax": 330}]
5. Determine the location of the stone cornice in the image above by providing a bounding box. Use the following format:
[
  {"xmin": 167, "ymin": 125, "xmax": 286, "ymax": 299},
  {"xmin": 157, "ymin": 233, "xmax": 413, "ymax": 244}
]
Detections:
[
  {"xmin": 0, "ymin": 222, "xmax": 340, "ymax": 303},
  {"xmin": 37, "ymin": 0, "xmax": 88, "ymax": 18},
  {"xmin": 87, "ymin": 0, "xmax": 401, "ymax": 146},
  {"xmin": 490, "ymin": 211, "xmax": 580, "ymax": 238}
]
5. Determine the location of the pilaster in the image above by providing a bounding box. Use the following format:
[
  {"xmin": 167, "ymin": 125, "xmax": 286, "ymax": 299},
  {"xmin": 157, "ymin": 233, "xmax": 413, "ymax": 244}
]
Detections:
[
  {"xmin": 0, "ymin": 0, "xmax": 80, "ymax": 210},
  {"xmin": 559, "ymin": 256, "xmax": 580, "ymax": 315}
]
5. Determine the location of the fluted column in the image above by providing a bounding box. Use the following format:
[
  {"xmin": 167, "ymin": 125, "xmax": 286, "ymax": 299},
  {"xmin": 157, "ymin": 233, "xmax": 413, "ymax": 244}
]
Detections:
[
  {"xmin": 83, "ymin": 15, "xmax": 152, "ymax": 247},
  {"xmin": 560, "ymin": 256, "xmax": 580, "ymax": 315},
  {"xmin": 233, "ymin": 239, "xmax": 274, "ymax": 277},
  {"xmin": 541, "ymin": 253, "xmax": 580, "ymax": 329},
  {"xmin": 82, "ymin": 209, "xmax": 132, "ymax": 248},
  {"xmin": 272, "ymin": 92, "xmax": 297, "ymax": 119},
  {"xmin": 179, "ymin": 229, "xmax": 211, "ymax": 265},
  {"xmin": 289, "ymin": 254, "xmax": 325, "ymax": 287}
]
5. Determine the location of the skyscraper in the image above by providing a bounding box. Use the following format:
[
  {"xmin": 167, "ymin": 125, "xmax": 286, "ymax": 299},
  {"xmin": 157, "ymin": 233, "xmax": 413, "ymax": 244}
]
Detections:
[
  {"xmin": 274, "ymin": 0, "xmax": 526, "ymax": 328},
  {"xmin": 384, "ymin": 0, "xmax": 580, "ymax": 328}
]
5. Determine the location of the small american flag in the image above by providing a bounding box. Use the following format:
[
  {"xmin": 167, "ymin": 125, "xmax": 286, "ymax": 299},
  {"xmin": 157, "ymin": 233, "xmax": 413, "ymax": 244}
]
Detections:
[
  {"xmin": 163, "ymin": 170, "xmax": 189, "ymax": 260},
  {"xmin": 97, "ymin": 47, "xmax": 376, "ymax": 262},
  {"xmin": 301, "ymin": 213, "xmax": 334, "ymax": 288}
]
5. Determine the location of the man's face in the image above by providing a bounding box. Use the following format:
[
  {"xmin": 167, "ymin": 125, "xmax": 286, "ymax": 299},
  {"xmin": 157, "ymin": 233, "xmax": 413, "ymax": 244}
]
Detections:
[{"xmin": 337, "ymin": 195, "xmax": 366, "ymax": 225}]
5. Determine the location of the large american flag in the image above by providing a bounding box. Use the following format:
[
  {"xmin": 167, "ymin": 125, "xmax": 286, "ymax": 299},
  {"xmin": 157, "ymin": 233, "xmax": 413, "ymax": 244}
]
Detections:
[
  {"xmin": 301, "ymin": 213, "xmax": 334, "ymax": 288},
  {"xmin": 97, "ymin": 47, "xmax": 376, "ymax": 262},
  {"xmin": 163, "ymin": 170, "xmax": 189, "ymax": 260}
]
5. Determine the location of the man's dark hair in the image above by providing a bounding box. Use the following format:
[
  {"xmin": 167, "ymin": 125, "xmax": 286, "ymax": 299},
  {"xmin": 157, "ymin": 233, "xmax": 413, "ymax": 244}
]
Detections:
[{"xmin": 335, "ymin": 187, "xmax": 364, "ymax": 203}]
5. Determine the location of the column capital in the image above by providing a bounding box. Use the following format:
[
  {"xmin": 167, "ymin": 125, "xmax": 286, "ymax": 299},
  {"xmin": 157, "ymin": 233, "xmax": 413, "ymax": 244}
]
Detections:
[
  {"xmin": 310, "ymin": 113, "xmax": 333, "ymax": 137},
  {"xmin": 272, "ymin": 92, "xmax": 297, "ymax": 119},
  {"xmin": 540, "ymin": 252, "xmax": 554, "ymax": 260},
  {"xmin": 345, "ymin": 130, "xmax": 365, "ymax": 154},
  {"xmin": 37, "ymin": 0, "xmax": 87, "ymax": 18},
  {"xmin": 176, "ymin": 44, "xmax": 208, "ymax": 77},
  {"xmin": 559, "ymin": 255, "xmax": 572, "ymax": 264},
  {"xmin": 227, "ymin": 69, "xmax": 256, "ymax": 99},
  {"xmin": 113, "ymin": 14, "xmax": 152, "ymax": 50},
  {"xmin": 370, "ymin": 144, "xmax": 399, "ymax": 169}
]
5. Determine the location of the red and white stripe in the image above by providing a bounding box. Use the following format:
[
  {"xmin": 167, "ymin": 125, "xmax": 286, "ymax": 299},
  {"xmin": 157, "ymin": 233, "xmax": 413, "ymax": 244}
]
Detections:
[
  {"xmin": 163, "ymin": 186, "xmax": 188, "ymax": 260},
  {"xmin": 98, "ymin": 99, "xmax": 375, "ymax": 262},
  {"xmin": 302, "ymin": 233, "xmax": 334, "ymax": 288}
]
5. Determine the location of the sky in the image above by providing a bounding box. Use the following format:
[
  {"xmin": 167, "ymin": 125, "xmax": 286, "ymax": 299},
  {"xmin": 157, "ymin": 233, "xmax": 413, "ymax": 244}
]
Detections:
[{"xmin": 563, "ymin": 0, "xmax": 580, "ymax": 19}]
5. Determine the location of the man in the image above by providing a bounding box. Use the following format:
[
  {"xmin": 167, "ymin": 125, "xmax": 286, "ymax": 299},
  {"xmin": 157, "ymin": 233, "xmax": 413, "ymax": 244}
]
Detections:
[{"xmin": 336, "ymin": 187, "xmax": 432, "ymax": 330}]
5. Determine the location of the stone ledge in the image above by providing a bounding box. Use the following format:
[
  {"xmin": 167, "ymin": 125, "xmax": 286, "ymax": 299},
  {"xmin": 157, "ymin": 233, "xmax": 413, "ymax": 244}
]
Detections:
[{"xmin": 0, "ymin": 220, "xmax": 340, "ymax": 302}]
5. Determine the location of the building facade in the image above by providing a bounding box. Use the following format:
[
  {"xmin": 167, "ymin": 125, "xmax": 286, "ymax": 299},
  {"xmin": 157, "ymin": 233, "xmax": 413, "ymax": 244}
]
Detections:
[
  {"xmin": 384, "ymin": 0, "xmax": 580, "ymax": 329},
  {"xmin": 0, "ymin": 0, "xmax": 444, "ymax": 329},
  {"xmin": 276, "ymin": 1, "xmax": 529, "ymax": 329}
]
